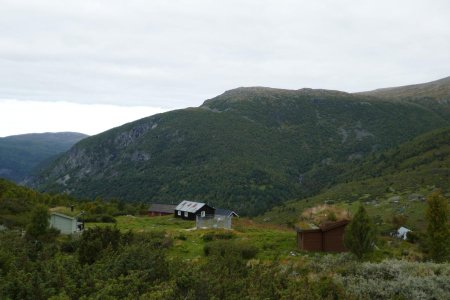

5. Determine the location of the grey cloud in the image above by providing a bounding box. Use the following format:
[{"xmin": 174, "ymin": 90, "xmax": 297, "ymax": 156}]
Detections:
[{"xmin": 0, "ymin": 0, "xmax": 449, "ymax": 108}]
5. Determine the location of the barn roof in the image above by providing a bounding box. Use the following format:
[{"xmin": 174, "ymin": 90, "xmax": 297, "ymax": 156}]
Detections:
[
  {"xmin": 175, "ymin": 200, "xmax": 207, "ymax": 213},
  {"xmin": 148, "ymin": 203, "xmax": 176, "ymax": 214},
  {"xmin": 215, "ymin": 208, "xmax": 239, "ymax": 217}
]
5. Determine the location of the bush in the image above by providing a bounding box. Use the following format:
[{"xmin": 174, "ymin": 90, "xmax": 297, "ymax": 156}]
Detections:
[
  {"xmin": 201, "ymin": 231, "xmax": 235, "ymax": 242},
  {"xmin": 78, "ymin": 226, "xmax": 129, "ymax": 264},
  {"xmin": 203, "ymin": 240, "xmax": 258, "ymax": 259},
  {"xmin": 406, "ymin": 231, "xmax": 421, "ymax": 244},
  {"xmin": 60, "ymin": 238, "xmax": 79, "ymax": 253},
  {"xmin": 80, "ymin": 214, "xmax": 116, "ymax": 223},
  {"xmin": 335, "ymin": 260, "xmax": 450, "ymax": 299},
  {"xmin": 176, "ymin": 233, "xmax": 187, "ymax": 241},
  {"xmin": 26, "ymin": 205, "xmax": 49, "ymax": 240}
]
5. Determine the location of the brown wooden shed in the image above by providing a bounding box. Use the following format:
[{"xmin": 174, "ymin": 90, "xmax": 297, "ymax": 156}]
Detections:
[{"xmin": 296, "ymin": 220, "xmax": 349, "ymax": 252}]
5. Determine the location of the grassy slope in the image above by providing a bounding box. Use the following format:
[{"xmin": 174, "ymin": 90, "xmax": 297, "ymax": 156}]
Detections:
[
  {"xmin": 33, "ymin": 88, "xmax": 449, "ymax": 215},
  {"xmin": 86, "ymin": 214, "xmax": 422, "ymax": 262},
  {"xmin": 86, "ymin": 215, "xmax": 296, "ymax": 260},
  {"xmin": 261, "ymin": 127, "xmax": 450, "ymax": 231}
]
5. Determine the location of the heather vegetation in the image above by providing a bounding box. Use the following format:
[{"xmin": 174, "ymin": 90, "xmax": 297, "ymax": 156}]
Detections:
[{"xmin": 1, "ymin": 179, "xmax": 449, "ymax": 299}]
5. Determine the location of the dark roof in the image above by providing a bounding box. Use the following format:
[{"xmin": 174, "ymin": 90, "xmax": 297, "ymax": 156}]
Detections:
[
  {"xmin": 215, "ymin": 208, "xmax": 239, "ymax": 217},
  {"xmin": 148, "ymin": 203, "xmax": 177, "ymax": 214}
]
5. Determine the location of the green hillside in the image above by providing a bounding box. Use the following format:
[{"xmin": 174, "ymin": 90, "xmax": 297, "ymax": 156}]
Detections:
[
  {"xmin": 31, "ymin": 85, "xmax": 450, "ymax": 215},
  {"xmin": 0, "ymin": 132, "xmax": 87, "ymax": 182},
  {"xmin": 261, "ymin": 127, "xmax": 450, "ymax": 230}
]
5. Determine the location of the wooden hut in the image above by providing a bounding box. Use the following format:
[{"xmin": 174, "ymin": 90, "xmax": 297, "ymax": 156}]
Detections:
[{"xmin": 296, "ymin": 220, "xmax": 349, "ymax": 252}]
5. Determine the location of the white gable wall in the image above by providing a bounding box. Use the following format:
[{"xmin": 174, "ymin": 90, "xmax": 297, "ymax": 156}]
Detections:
[{"xmin": 49, "ymin": 214, "xmax": 77, "ymax": 234}]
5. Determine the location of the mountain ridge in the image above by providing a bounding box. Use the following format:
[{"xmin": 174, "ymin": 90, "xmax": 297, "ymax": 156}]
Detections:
[
  {"xmin": 357, "ymin": 76, "xmax": 450, "ymax": 100},
  {"xmin": 29, "ymin": 77, "xmax": 450, "ymax": 215}
]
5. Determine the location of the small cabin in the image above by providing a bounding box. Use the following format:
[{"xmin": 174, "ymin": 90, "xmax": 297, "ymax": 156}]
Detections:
[
  {"xmin": 148, "ymin": 204, "xmax": 176, "ymax": 217},
  {"xmin": 49, "ymin": 212, "xmax": 83, "ymax": 235},
  {"xmin": 174, "ymin": 200, "xmax": 215, "ymax": 220},
  {"xmin": 296, "ymin": 220, "xmax": 349, "ymax": 252}
]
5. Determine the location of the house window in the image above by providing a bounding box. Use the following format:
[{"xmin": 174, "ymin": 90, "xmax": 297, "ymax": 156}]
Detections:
[
  {"xmin": 201, "ymin": 211, "xmax": 205, "ymax": 217},
  {"xmin": 177, "ymin": 211, "xmax": 181, "ymax": 216},
  {"xmin": 184, "ymin": 211, "xmax": 188, "ymax": 217}
]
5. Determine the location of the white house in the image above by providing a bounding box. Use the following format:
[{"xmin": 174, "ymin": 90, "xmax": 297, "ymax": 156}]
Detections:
[{"xmin": 49, "ymin": 212, "xmax": 83, "ymax": 235}]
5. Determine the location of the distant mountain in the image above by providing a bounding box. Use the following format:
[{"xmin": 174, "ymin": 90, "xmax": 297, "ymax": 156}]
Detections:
[
  {"xmin": 359, "ymin": 76, "xmax": 450, "ymax": 120},
  {"xmin": 261, "ymin": 126, "xmax": 450, "ymax": 229},
  {"xmin": 359, "ymin": 76, "xmax": 450, "ymax": 100},
  {"xmin": 0, "ymin": 132, "xmax": 88, "ymax": 182},
  {"xmin": 30, "ymin": 78, "xmax": 450, "ymax": 215}
]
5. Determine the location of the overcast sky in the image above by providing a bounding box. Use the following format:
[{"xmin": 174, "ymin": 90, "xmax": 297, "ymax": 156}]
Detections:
[{"xmin": 1, "ymin": 0, "xmax": 449, "ymax": 136}]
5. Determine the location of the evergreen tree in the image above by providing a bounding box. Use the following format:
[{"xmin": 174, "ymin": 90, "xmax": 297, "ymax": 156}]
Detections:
[
  {"xmin": 344, "ymin": 204, "xmax": 376, "ymax": 259},
  {"xmin": 426, "ymin": 191, "xmax": 449, "ymax": 262},
  {"xmin": 26, "ymin": 205, "xmax": 49, "ymax": 239}
]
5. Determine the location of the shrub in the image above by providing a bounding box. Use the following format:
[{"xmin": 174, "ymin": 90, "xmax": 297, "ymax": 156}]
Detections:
[
  {"xmin": 26, "ymin": 205, "xmax": 49, "ymax": 240},
  {"xmin": 60, "ymin": 238, "xmax": 79, "ymax": 253},
  {"xmin": 335, "ymin": 260, "xmax": 450, "ymax": 299},
  {"xmin": 176, "ymin": 233, "xmax": 187, "ymax": 241},
  {"xmin": 78, "ymin": 226, "xmax": 128, "ymax": 264},
  {"xmin": 203, "ymin": 240, "xmax": 258, "ymax": 260},
  {"xmin": 406, "ymin": 231, "xmax": 421, "ymax": 244},
  {"xmin": 201, "ymin": 231, "xmax": 234, "ymax": 242},
  {"xmin": 81, "ymin": 214, "xmax": 116, "ymax": 223}
]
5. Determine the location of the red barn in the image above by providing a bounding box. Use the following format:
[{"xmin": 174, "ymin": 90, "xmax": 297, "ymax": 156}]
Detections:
[
  {"xmin": 296, "ymin": 220, "xmax": 349, "ymax": 252},
  {"xmin": 148, "ymin": 204, "xmax": 176, "ymax": 217}
]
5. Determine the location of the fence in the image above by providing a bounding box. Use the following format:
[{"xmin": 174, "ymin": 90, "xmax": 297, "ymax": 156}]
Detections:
[{"xmin": 196, "ymin": 214, "xmax": 232, "ymax": 230}]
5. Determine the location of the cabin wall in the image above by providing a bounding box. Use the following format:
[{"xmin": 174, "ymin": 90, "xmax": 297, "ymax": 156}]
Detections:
[
  {"xmin": 174, "ymin": 210, "xmax": 196, "ymax": 220},
  {"xmin": 322, "ymin": 226, "xmax": 348, "ymax": 252},
  {"xmin": 49, "ymin": 215, "xmax": 75, "ymax": 234},
  {"xmin": 175, "ymin": 205, "xmax": 216, "ymax": 220},
  {"xmin": 300, "ymin": 231, "xmax": 323, "ymax": 251},
  {"xmin": 196, "ymin": 205, "xmax": 215, "ymax": 217}
]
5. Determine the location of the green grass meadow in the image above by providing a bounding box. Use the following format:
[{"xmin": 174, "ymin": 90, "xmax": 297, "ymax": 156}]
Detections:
[{"xmin": 86, "ymin": 215, "xmax": 297, "ymax": 260}]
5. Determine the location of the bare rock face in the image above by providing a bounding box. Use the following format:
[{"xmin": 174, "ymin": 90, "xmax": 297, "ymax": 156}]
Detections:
[
  {"xmin": 114, "ymin": 123, "xmax": 153, "ymax": 148},
  {"xmin": 131, "ymin": 151, "xmax": 151, "ymax": 162}
]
